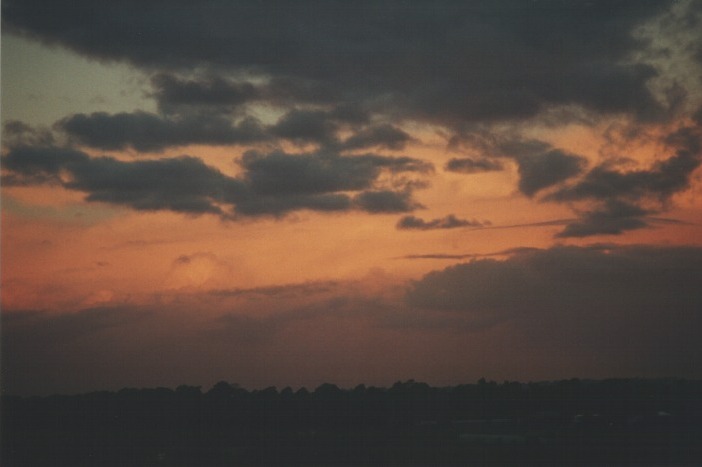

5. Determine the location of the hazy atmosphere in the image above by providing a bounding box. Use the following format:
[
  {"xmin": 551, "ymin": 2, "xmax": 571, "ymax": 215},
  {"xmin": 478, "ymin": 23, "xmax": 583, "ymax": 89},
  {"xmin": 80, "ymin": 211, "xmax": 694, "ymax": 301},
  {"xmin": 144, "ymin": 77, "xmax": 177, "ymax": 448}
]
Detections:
[{"xmin": 3, "ymin": 0, "xmax": 702, "ymax": 396}]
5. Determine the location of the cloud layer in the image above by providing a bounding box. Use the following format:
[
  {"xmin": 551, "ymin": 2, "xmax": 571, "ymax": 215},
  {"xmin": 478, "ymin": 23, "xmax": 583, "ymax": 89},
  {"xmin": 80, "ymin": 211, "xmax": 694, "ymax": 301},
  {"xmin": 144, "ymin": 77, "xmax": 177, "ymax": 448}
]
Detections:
[
  {"xmin": 407, "ymin": 244, "xmax": 702, "ymax": 370},
  {"xmin": 4, "ymin": 0, "xmax": 702, "ymax": 401},
  {"xmin": 4, "ymin": 1, "xmax": 702, "ymax": 236},
  {"xmin": 2, "ymin": 146, "xmax": 431, "ymax": 217},
  {"xmin": 3, "ymin": 0, "xmax": 676, "ymax": 124},
  {"xmin": 550, "ymin": 126, "xmax": 702, "ymax": 237},
  {"xmin": 57, "ymin": 112, "xmax": 269, "ymax": 152},
  {"xmin": 4, "ymin": 245, "xmax": 702, "ymax": 395}
]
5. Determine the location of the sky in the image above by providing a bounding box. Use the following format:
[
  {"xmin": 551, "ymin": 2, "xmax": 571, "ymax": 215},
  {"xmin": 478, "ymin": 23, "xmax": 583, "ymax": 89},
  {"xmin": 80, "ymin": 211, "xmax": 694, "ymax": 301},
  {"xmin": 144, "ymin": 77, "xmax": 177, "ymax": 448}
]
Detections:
[{"xmin": 2, "ymin": 0, "xmax": 702, "ymax": 396}]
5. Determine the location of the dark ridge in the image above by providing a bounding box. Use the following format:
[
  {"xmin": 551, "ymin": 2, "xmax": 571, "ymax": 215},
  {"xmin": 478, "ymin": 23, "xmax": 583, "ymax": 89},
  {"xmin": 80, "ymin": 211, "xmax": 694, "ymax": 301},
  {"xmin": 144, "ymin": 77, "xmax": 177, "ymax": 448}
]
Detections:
[{"xmin": 3, "ymin": 378, "xmax": 702, "ymax": 466}]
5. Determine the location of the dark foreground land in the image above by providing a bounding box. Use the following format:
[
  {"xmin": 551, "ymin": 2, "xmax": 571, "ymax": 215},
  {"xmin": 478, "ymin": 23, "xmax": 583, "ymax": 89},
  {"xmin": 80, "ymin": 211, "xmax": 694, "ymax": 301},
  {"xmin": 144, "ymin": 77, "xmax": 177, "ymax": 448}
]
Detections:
[{"xmin": 3, "ymin": 378, "xmax": 702, "ymax": 466}]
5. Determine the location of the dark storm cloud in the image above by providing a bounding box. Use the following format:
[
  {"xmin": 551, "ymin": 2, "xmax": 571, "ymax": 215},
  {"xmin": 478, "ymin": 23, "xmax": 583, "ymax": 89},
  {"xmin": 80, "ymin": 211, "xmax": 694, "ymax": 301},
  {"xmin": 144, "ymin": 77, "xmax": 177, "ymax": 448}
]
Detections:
[
  {"xmin": 238, "ymin": 149, "xmax": 431, "ymax": 196},
  {"xmin": 549, "ymin": 144, "xmax": 701, "ymax": 202},
  {"xmin": 408, "ymin": 244, "xmax": 702, "ymax": 315},
  {"xmin": 447, "ymin": 128, "xmax": 700, "ymax": 238},
  {"xmin": 444, "ymin": 157, "xmax": 503, "ymax": 174},
  {"xmin": 3, "ymin": 0, "xmax": 674, "ymax": 123},
  {"xmin": 150, "ymin": 73, "xmax": 260, "ymax": 115},
  {"xmin": 2, "ymin": 146, "xmax": 429, "ymax": 217},
  {"xmin": 328, "ymin": 104, "xmax": 371, "ymax": 125},
  {"xmin": 545, "ymin": 126, "xmax": 702, "ymax": 236},
  {"xmin": 663, "ymin": 125, "xmax": 702, "ymax": 154},
  {"xmin": 446, "ymin": 136, "xmax": 589, "ymax": 200},
  {"xmin": 54, "ymin": 104, "xmax": 403, "ymax": 152},
  {"xmin": 403, "ymin": 244, "xmax": 702, "ymax": 376},
  {"xmin": 1, "ymin": 146, "xmax": 85, "ymax": 176},
  {"xmin": 3, "ymin": 120, "xmax": 55, "ymax": 147},
  {"xmin": 2, "ymin": 146, "xmax": 244, "ymax": 215},
  {"xmin": 515, "ymin": 150, "xmax": 587, "ymax": 197},
  {"xmin": 269, "ymin": 109, "xmax": 338, "ymax": 146},
  {"xmin": 407, "ymin": 244, "xmax": 702, "ymax": 369},
  {"xmin": 396, "ymin": 214, "xmax": 486, "ymax": 230},
  {"xmin": 57, "ymin": 111, "xmax": 269, "ymax": 152},
  {"xmin": 264, "ymin": 76, "xmax": 341, "ymax": 106},
  {"xmin": 269, "ymin": 110, "xmax": 404, "ymax": 149},
  {"xmin": 556, "ymin": 200, "xmax": 651, "ymax": 238},
  {"xmin": 494, "ymin": 140, "xmax": 588, "ymax": 197},
  {"xmin": 693, "ymin": 106, "xmax": 702, "ymax": 125}
]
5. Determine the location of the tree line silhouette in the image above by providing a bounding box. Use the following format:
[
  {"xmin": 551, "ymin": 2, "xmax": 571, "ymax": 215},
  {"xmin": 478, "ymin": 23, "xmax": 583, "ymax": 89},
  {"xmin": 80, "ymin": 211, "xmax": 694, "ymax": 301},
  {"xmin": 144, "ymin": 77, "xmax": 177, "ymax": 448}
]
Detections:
[{"xmin": 3, "ymin": 378, "xmax": 702, "ymax": 466}]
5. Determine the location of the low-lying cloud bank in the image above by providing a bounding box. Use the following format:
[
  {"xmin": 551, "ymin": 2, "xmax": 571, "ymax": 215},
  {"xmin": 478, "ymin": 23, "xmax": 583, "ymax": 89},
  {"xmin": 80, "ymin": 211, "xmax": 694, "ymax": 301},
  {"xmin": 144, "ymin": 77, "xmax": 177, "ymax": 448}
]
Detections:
[{"xmin": 4, "ymin": 245, "xmax": 701, "ymax": 395}]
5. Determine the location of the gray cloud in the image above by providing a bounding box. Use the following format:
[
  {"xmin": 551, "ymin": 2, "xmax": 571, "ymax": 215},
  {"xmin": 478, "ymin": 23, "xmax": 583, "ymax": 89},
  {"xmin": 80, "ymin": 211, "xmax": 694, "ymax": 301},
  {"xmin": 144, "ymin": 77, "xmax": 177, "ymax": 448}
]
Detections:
[
  {"xmin": 3, "ymin": 0, "xmax": 675, "ymax": 124},
  {"xmin": 549, "ymin": 146, "xmax": 701, "ymax": 203},
  {"xmin": 3, "ymin": 120, "xmax": 55, "ymax": 147},
  {"xmin": 515, "ymin": 149, "xmax": 587, "ymax": 197},
  {"xmin": 693, "ymin": 106, "xmax": 702, "ymax": 125},
  {"xmin": 446, "ymin": 137, "xmax": 589, "ymax": 200},
  {"xmin": 407, "ymin": 244, "xmax": 702, "ymax": 371},
  {"xmin": 150, "ymin": 73, "xmax": 260, "ymax": 115},
  {"xmin": 2, "ymin": 146, "xmax": 244, "ymax": 215},
  {"xmin": 269, "ymin": 109, "xmax": 339, "ymax": 146},
  {"xmin": 555, "ymin": 200, "xmax": 651, "ymax": 238},
  {"xmin": 444, "ymin": 157, "xmax": 503, "ymax": 174},
  {"xmin": 492, "ymin": 139, "xmax": 588, "ymax": 197},
  {"xmin": 445, "ymin": 129, "xmax": 700, "ymax": 238},
  {"xmin": 546, "ymin": 126, "xmax": 702, "ymax": 236},
  {"xmin": 327, "ymin": 104, "xmax": 371, "ymax": 125},
  {"xmin": 57, "ymin": 111, "xmax": 269, "ymax": 152},
  {"xmin": 2, "ymin": 146, "xmax": 430, "ymax": 217},
  {"xmin": 2, "ymin": 146, "xmax": 87, "ymax": 184},
  {"xmin": 239, "ymin": 149, "xmax": 431, "ymax": 196},
  {"xmin": 54, "ymin": 105, "xmax": 409, "ymax": 153},
  {"xmin": 269, "ymin": 110, "xmax": 406, "ymax": 150},
  {"xmin": 396, "ymin": 214, "xmax": 487, "ymax": 230},
  {"xmin": 408, "ymin": 244, "xmax": 702, "ymax": 316},
  {"xmin": 7, "ymin": 1, "xmax": 694, "ymax": 234}
]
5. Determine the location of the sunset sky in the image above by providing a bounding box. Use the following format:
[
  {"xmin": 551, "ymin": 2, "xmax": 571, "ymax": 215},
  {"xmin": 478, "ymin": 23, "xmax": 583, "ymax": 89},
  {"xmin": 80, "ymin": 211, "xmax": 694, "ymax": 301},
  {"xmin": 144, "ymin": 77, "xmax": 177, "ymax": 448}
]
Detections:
[{"xmin": 2, "ymin": 0, "xmax": 702, "ymax": 396}]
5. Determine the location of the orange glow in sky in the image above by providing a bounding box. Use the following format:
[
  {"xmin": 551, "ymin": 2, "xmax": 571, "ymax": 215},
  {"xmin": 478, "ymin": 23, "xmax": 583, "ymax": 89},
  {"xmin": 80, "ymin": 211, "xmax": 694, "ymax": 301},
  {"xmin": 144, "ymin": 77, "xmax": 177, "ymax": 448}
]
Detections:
[{"xmin": 3, "ymin": 1, "xmax": 702, "ymax": 395}]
